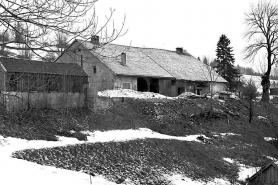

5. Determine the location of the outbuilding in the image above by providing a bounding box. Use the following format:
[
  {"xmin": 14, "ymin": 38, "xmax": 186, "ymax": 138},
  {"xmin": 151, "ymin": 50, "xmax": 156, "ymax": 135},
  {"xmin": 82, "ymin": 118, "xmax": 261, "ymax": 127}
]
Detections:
[
  {"xmin": 248, "ymin": 162, "xmax": 278, "ymax": 185},
  {"xmin": 0, "ymin": 57, "xmax": 88, "ymax": 110}
]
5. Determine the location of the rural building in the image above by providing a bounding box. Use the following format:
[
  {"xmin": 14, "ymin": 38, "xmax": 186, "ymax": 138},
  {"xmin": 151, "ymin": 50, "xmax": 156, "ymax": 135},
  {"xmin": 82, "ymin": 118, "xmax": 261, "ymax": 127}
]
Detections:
[
  {"xmin": 56, "ymin": 36, "xmax": 227, "ymax": 109},
  {"xmin": 248, "ymin": 162, "xmax": 278, "ymax": 185},
  {"xmin": 270, "ymin": 81, "xmax": 278, "ymax": 95},
  {"xmin": 0, "ymin": 57, "xmax": 88, "ymax": 110}
]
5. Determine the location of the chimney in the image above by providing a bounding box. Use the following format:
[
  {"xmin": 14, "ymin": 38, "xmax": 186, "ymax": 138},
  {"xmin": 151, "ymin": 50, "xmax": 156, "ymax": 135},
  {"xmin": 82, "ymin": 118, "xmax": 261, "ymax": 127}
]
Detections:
[
  {"xmin": 121, "ymin": 52, "xmax": 126, "ymax": 66},
  {"xmin": 91, "ymin": 35, "xmax": 99, "ymax": 45},
  {"xmin": 176, "ymin": 47, "xmax": 183, "ymax": 54}
]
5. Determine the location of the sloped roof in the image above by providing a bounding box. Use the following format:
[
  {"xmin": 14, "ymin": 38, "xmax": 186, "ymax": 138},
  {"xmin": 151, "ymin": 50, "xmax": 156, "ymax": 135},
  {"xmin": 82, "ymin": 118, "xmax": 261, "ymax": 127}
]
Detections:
[
  {"xmin": 249, "ymin": 162, "xmax": 278, "ymax": 182},
  {"xmin": 0, "ymin": 57, "xmax": 87, "ymax": 76},
  {"xmin": 78, "ymin": 40, "xmax": 227, "ymax": 82}
]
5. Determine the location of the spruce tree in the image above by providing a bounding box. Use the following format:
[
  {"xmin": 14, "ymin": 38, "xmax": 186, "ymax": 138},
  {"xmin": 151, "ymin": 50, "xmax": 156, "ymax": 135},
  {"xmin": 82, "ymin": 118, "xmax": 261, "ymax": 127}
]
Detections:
[{"xmin": 215, "ymin": 34, "xmax": 240, "ymax": 90}]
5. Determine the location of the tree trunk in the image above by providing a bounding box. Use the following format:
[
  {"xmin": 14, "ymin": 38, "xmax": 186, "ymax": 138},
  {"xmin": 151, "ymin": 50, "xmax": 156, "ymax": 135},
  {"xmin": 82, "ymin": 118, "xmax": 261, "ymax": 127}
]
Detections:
[
  {"xmin": 249, "ymin": 99, "xmax": 253, "ymax": 123},
  {"xmin": 261, "ymin": 48, "xmax": 272, "ymax": 103},
  {"xmin": 261, "ymin": 74, "xmax": 270, "ymax": 103}
]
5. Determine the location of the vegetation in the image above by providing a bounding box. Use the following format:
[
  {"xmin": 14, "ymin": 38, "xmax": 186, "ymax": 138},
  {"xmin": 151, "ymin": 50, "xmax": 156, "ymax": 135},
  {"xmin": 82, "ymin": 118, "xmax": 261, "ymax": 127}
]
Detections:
[
  {"xmin": 215, "ymin": 34, "xmax": 240, "ymax": 91},
  {"xmin": 242, "ymin": 79, "xmax": 258, "ymax": 123},
  {"xmin": 12, "ymin": 138, "xmax": 240, "ymax": 184},
  {"xmin": 1, "ymin": 97, "xmax": 278, "ymax": 184},
  {"xmin": 244, "ymin": 1, "xmax": 278, "ymax": 103},
  {"xmin": 8, "ymin": 97, "xmax": 278, "ymax": 184},
  {"xmin": 0, "ymin": 107, "xmax": 89, "ymax": 141}
]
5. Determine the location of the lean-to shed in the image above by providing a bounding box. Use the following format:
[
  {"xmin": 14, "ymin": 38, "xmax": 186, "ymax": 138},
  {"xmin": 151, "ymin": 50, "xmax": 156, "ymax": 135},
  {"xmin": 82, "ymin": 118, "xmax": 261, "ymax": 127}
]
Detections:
[
  {"xmin": 0, "ymin": 57, "xmax": 88, "ymax": 110},
  {"xmin": 248, "ymin": 162, "xmax": 278, "ymax": 185}
]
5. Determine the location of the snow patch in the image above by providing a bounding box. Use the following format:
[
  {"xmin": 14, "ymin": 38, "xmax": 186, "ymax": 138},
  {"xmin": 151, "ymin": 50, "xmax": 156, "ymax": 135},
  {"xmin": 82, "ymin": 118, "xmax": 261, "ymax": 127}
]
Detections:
[
  {"xmin": 258, "ymin": 116, "xmax": 267, "ymax": 120},
  {"xmin": 238, "ymin": 164, "xmax": 258, "ymax": 181},
  {"xmin": 222, "ymin": 157, "xmax": 259, "ymax": 182},
  {"xmin": 219, "ymin": 133, "xmax": 239, "ymax": 136},
  {"xmin": 264, "ymin": 137, "xmax": 275, "ymax": 141},
  {"xmin": 97, "ymin": 89, "xmax": 172, "ymax": 99},
  {"xmin": 83, "ymin": 128, "xmax": 208, "ymax": 143},
  {"xmin": 265, "ymin": 155, "xmax": 277, "ymax": 161},
  {"xmin": 168, "ymin": 174, "xmax": 230, "ymax": 185},
  {"xmin": 223, "ymin": 158, "xmax": 234, "ymax": 163},
  {"xmin": 0, "ymin": 128, "xmax": 210, "ymax": 157},
  {"xmin": 0, "ymin": 129, "xmax": 259, "ymax": 185}
]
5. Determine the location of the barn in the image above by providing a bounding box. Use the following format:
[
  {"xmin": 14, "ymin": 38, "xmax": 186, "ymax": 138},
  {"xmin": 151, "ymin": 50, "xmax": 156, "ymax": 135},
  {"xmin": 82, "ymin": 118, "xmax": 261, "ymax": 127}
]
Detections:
[{"xmin": 0, "ymin": 57, "xmax": 88, "ymax": 110}]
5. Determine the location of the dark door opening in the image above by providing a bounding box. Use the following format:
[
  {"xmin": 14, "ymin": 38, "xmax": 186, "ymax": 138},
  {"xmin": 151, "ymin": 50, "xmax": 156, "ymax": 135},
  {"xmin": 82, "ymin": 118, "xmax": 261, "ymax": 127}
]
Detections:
[
  {"xmin": 196, "ymin": 89, "xmax": 201, "ymax": 95},
  {"xmin": 150, "ymin": 78, "xmax": 159, "ymax": 93},
  {"xmin": 137, "ymin": 78, "xmax": 148, "ymax": 92},
  {"xmin": 178, "ymin": 87, "xmax": 185, "ymax": 95}
]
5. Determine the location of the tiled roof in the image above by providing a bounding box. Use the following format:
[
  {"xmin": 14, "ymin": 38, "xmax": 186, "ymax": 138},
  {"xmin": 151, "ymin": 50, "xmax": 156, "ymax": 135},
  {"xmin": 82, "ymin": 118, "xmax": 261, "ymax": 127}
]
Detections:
[
  {"xmin": 0, "ymin": 57, "xmax": 87, "ymax": 76},
  {"xmin": 79, "ymin": 40, "xmax": 227, "ymax": 82}
]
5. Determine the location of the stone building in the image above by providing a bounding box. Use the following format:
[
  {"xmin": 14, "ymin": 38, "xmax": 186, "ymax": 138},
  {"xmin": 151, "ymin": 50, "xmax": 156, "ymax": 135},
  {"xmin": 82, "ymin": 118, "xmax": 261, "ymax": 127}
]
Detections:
[{"xmin": 56, "ymin": 36, "xmax": 227, "ymax": 109}]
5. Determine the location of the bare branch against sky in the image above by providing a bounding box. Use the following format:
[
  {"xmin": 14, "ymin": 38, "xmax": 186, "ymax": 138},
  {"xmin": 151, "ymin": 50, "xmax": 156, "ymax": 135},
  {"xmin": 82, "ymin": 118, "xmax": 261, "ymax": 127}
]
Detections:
[{"xmin": 0, "ymin": 0, "xmax": 127, "ymax": 58}]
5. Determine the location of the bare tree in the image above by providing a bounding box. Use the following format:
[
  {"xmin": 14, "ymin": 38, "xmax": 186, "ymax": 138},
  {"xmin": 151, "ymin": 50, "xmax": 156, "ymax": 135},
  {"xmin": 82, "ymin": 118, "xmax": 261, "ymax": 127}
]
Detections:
[
  {"xmin": 244, "ymin": 1, "xmax": 278, "ymax": 103},
  {"xmin": 0, "ymin": 0, "xmax": 126, "ymax": 58},
  {"xmin": 199, "ymin": 59, "xmax": 221, "ymax": 118},
  {"xmin": 54, "ymin": 32, "xmax": 69, "ymax": 56},
  {"xmin": 242, "ymin": 78, "xmax": 258, "ymax": 123}
]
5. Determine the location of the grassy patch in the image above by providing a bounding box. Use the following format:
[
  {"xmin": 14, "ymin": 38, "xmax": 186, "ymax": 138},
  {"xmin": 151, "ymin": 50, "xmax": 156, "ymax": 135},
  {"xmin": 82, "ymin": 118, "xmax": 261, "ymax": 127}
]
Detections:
[
  {"xmin": 13, "ymin": 138, "xmax": 241, "ymax": 184},
  {"xmin": 12, "ymin": 135, "xmax": 278, "ymax": 184},
  {"xmin": 0, "ymin": 107, "xmax": 89, "ymax": 141}
]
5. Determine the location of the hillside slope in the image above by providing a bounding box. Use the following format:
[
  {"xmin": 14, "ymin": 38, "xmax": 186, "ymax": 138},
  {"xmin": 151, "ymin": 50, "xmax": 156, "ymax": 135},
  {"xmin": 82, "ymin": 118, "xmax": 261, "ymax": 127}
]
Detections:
[{"xmin": 7, "ymin": 98, "xmax": 278, "ymax": 184}]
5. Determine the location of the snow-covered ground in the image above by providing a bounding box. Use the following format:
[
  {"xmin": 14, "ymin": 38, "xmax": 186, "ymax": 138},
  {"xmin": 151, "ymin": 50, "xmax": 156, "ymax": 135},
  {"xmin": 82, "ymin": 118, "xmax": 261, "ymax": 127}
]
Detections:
[
  {"xmin": 0, "ymin": 128, "xmax": 256, "ymax": 185},
  {"xmin": 241, "ymin": 75, "xmax": 278, "ymax": 93},
  {"xmin": 98, "ymin": 89, "xmax": 172, "ymax": 99},
  {"xmin": 223, "ymin": 158, "xmax": 258, "ymax": 181}
]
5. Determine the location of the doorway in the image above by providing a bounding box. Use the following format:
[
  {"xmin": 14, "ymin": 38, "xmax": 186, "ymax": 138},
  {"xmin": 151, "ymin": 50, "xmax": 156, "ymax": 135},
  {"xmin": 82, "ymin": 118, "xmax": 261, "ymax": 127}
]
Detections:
[
  {"xmin": 137, "ymin": 78, "xmax": 148, "ymax": 92},
  {"xmin": 150, "ymin": 78, "xmax": 159, "ymax": 93}
]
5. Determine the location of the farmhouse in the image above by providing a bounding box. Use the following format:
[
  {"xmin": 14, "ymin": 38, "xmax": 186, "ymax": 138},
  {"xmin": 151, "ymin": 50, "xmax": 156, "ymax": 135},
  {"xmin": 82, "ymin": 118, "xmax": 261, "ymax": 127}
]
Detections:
[
  {"xmin": 0, "ymin": 57, "xmax": 88, "ymax": 110},
  {"xmin": 248, "ymin": 162, "xmax": 278, "ymax": 185},
  {"xmin": 56, "ymin": 36, "xmax": 227, "ymax": 108}
]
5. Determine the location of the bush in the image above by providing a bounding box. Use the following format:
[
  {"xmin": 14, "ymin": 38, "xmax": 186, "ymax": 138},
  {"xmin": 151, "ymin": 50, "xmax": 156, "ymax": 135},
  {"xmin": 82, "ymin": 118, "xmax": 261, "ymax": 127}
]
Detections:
[
  {"xmin": 39, "ymin": 134, "xmax": 59, "ymax": 141},
  {"xmin": 73, "ymin": 132, "xmax": 87, "ymax": 141},
  {"xmin": 241, "ymin": 79, "xmax": 258, "ymax": 100}
]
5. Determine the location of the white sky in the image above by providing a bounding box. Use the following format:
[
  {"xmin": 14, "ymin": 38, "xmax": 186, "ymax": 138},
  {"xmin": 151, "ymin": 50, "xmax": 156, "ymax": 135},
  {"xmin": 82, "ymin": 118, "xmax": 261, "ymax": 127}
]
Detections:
[{"xmin": 94, "ymin": 0, "xmax": 263, "ymax": 68}]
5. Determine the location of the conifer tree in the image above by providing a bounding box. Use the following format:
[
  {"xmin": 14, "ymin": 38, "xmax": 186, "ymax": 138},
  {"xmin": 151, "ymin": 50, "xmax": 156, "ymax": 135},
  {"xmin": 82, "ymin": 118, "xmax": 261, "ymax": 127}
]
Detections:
[{"xmin": 215, "ymin": 34, "xmax": 240, "ymax": 90}]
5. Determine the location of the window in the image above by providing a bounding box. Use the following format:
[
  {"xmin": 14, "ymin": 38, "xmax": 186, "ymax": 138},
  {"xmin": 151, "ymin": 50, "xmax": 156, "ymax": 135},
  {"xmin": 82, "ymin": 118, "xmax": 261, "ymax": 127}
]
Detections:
[
  {"xmin": 122, "ymin": 82, "xmax": 131, "ymax": 89},
  {"xmin": 93, "ymin": 66, "xmax": 97, "ymax": 74}
]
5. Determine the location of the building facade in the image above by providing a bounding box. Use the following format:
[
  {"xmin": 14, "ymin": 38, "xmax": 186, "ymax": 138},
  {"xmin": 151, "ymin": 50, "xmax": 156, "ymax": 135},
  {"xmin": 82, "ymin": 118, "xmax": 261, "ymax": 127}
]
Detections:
[{"xmin": 56, "ymin": 37, "xmax": 227, "ymax": 109}]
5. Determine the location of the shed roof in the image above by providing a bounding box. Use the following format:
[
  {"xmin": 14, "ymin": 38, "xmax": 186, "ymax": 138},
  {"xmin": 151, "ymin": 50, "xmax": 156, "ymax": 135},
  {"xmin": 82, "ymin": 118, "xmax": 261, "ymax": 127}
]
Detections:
[
  {"xmin": 77, "ymin": 40, "xmax": 227, "ymax": 82},
  {"xmin": 0, "ymin": 57, "xmax": 87, "ymax": 76},
  {"xmin": 249, "ymin": 162, "xmax": 278, "ymax": 182}
]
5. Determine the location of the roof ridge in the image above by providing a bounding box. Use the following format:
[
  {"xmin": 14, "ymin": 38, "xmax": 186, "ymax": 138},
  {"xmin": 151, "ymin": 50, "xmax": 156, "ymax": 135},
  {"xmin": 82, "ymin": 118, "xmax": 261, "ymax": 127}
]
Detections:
[{"xmin": 80, "ymin": 39, "xmax": 193, "ymax": 55}]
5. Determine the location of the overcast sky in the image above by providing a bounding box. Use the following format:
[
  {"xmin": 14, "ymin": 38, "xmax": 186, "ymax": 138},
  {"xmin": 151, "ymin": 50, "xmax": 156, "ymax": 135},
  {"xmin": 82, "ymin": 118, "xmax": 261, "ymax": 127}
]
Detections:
[{"xmin": 95, "ymin": 0, "xmax": 262, "ymax": 68}]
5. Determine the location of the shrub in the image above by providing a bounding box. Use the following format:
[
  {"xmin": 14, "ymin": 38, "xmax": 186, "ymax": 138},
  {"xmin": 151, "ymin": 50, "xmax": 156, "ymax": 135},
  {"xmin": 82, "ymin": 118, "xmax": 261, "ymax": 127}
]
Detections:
[
  {"xmin": 42, "ymin": 134, "xmax": 59, "ymax": 141},
  {"xmin": 73, "ymin": 132, "xmax": 87, "ymax": 141},
  {"xmin": 241, "ymin": 79, "xmax": 258, "ymax": 123}
]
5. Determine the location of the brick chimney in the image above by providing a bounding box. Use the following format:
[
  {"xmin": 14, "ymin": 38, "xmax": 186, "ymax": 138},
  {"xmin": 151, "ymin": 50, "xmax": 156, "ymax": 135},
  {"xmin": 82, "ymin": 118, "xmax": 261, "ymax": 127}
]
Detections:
[
  {"xmin": 91, "ymin": 35, "xmax": 99, "ymax": 45},
  {"xmin": 176, "ymin": 47, "xmax": 183, "ymax": 54},
  {"xmin": 121, "ymin": 52, "xmax": 126, "ymax": 66}
]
